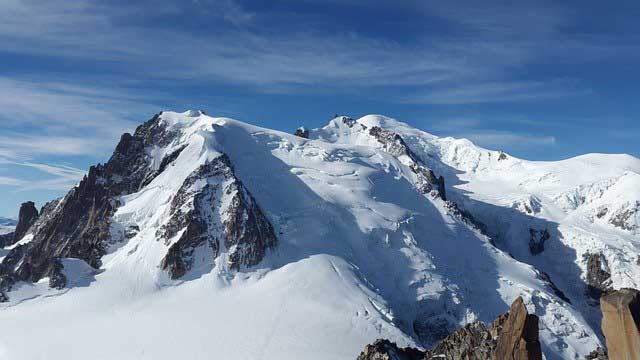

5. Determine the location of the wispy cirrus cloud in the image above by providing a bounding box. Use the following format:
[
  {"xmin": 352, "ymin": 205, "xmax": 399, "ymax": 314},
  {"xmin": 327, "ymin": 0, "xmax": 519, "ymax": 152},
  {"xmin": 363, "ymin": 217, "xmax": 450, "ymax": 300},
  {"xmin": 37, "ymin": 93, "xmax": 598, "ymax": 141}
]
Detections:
[
  {"xmin": 428, "ymin": 116, "xmax": 557, "ymax": 151},
  {"xmin": 0, "ymin": 0, "xmax": 637, "ymax": 216},
  {"xmin": 0, "ymin": 0, "xmax": 628, "ymax": 93},
  {"xmin": 0, "ymin": 76, "xmax": 155, "ymax": 194},
  {"xmin": 402, "ymin": 79, "xmax": 591, "ymax": 105},
  {"xmin": 0, "ymin": 76, "xmax": 159, "ymax": 159},
  {"xmin": 458, "ymin": 131, "xmax": 557, "ymax": 148},
  {"xmin": 0, "ymin": 159, "xmax": 85, "ymax": 192},
  {"xmin": 0, "ymin": 176, "xmax": 27, "ymax": 187}
]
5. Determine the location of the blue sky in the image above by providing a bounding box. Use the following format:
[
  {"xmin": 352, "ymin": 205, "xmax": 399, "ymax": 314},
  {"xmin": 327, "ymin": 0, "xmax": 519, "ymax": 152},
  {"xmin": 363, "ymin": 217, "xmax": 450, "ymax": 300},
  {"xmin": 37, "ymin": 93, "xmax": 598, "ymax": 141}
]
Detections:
[{"xmin": 0, "ymin": 0, "xmax": 639, "ymax": 217}]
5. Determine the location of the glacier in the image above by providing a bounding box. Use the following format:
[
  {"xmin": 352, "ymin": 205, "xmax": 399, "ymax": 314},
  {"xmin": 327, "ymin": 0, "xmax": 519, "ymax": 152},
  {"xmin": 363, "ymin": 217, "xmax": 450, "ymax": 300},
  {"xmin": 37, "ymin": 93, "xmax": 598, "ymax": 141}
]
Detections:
[{"xmin": 1, "ymin": 110, "xmax": 638, "ymax": 360}]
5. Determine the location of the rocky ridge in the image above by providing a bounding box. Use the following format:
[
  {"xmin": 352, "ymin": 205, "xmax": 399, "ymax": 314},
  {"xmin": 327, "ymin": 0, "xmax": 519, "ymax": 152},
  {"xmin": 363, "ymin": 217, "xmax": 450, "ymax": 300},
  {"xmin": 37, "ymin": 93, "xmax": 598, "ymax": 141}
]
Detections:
[
  {"xmin": 357, "ymin": 297, "xmax": 542, "ymax": 360},
  {"xmin": 0, "ymin": 112, "xmax": 277, "ymax": 301},
  {"xmin": 159, "ymin": 154, "xmax": 277, "ymax": 278},
  {"xmin": 0, "ymin": 201, "xmax": 38, "ymax": 248}
]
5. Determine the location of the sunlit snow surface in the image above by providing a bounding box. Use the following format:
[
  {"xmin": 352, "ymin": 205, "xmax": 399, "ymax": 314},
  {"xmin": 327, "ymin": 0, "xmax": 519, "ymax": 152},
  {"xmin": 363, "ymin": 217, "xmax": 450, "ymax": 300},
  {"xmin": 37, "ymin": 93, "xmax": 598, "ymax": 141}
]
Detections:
[{"xmin": 2, "ymin": 111, "xmax": 636, "ymax": 359}]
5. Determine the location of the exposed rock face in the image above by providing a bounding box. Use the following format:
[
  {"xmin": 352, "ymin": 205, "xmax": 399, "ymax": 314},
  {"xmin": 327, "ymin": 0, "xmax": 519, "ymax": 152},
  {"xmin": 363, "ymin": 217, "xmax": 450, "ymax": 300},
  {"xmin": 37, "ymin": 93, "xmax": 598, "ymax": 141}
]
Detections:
[
  {"xmin": 600, "ymin": 288, "xmax": 640, "ymax": 360},
  {"xmin": 608, "ymin": 201, "xmax": 639, "ymax": 232},
  {"xmin": 0, "ymin": 113, "xmax": 181, "ymax": 300},
  {"xmin": 14, "ymin": 201, "xmax": 38, "ymax": 241},
  {"xmin": 584, "ymin": 252, "xmax": 612, "ymax": 300},
  {"xmin": 358, "ymin": 297, "xmax": 542, "ymax": 360},
  {"xmin": 494, "ymin": 297, "xmax": 542, "ymax": 360},
  {"xmin": 423, "ymin": 320, "xmax": 496, "ymax": 359},
  {"xmin": 584, "ymin": 347, "xmax": 608, "ymax": 360},
  {"xmin": 0, "ymin": 201, "xmax": 39, "ymax": 248},
  {"xmin": 0, "ymin": 233, "xmax": 12, "ymax": 247},
  {"xmin": 357, "ymin": 339, "xmax": 424, "ymax": 360},
  {"xmin": 0, "ymin": 229, "xmax": 16, "ymax": 248},
  {"xmin": 368, "ymin": 126, "xmax": 446, "ymax": 201},
  {"xmin": 498, "ymin": 152, "xmax": 508, "ymax": 161},
  {"xmin": 443, "ymin": 200, "xmax": 489, "ymax": 235},
  {"xmin": 528, "ymin": 228, "xmax": 550, "ymax": 255},
  {"xmin": 536, "ymin": 270, "xmax": 571, "ymax": 303},
  {"xmin": 0, "ymin": 112, "xmax": 278, "ymax": 301},
  {"xmin": 3, "ymin": 114, "xmax": 281, "ymax": 300},
  {"xmin": 339, "ymin": 115, "xmax": 358, "ymax": 128},
  {"xmin": 159, "ymin": 154, "xmax": 277, "ymax": 278},
  {"xmin": 294, "ymin": 127, "xmax": 309, "ymax": 139}
]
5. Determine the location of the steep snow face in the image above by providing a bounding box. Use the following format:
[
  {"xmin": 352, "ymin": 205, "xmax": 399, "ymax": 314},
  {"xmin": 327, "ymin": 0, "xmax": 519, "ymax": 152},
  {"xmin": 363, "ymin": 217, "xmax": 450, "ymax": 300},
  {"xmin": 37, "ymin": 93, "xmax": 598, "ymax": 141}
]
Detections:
[
  {"xmin": 0, "ymin": 112, "xmax": 608, "ymax": 359},
  {"xmin": 367, "ymin": 115, "xmax": 640, "ymax": 335}
]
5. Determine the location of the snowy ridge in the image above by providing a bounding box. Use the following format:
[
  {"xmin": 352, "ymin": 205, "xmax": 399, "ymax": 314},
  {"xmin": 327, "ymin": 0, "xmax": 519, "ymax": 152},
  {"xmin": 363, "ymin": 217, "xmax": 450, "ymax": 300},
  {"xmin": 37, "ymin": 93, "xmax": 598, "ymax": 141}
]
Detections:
[
  {"xmin": 0, "ymin": 111, "xmax": 634, "ymax": 359},
  {"xmin": 367, "ymin": 115, "xmax": 639, "ymax": 344}
]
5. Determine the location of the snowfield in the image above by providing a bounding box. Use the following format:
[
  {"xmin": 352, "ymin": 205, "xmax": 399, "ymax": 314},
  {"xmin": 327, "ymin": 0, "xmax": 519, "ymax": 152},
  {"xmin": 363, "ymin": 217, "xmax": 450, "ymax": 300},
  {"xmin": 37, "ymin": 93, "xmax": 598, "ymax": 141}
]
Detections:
[{"xmin": 1, "ymin": 111, "xmax": 637, "ymax": 360}]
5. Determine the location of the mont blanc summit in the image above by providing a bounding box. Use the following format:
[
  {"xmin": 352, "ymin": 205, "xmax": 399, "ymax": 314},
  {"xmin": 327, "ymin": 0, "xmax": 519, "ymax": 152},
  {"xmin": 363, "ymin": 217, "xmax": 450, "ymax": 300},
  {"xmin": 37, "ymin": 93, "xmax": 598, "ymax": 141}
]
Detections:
[{"xmin": 0, "ymin": 111, "xmax": 638, "ymax": 359}]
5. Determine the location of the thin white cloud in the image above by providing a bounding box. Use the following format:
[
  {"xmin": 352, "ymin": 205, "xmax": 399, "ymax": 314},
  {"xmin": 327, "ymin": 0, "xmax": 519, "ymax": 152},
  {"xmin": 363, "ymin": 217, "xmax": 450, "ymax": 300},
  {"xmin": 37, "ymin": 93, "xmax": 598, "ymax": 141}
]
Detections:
[
  {"xmin": 0, "ymin": 76, "xmax": 151, "ymax": 194},
  {"xmin": 0, "ymin": 176, "xmax": 27, "ymax": 187},
  {"xmin": 459, "ymin": 131, "xmax": 557, "ymax": 148},
  {"xmin": 428, "ymin": 116, "xmax": 557, "ymax": 150},
  {"xmin": 0, "ymin": 76, "xmax": 161, "ymax": 162},
  {"xmin": 0, "ymin": 160, "xmax": 85, "ymax": 191},
  {"xmin": 11, "ymin": 161, "xmax": 85, "ymax": 179},
  {"xmin": 0, "ymin": 134, "xmax": 103, "ymax": 157},
  {"xmin": 401, "ymin": 80, "xmax": 591, "ymax": 105}
]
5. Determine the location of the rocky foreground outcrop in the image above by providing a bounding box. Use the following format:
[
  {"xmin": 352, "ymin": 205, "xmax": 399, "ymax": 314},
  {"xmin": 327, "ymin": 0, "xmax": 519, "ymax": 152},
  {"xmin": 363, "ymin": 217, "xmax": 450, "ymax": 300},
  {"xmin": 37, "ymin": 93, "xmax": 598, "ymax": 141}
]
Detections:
[
  {"xmin": 357, "ymin": 297, "xmax": 541, "ymax": 360},
  {"xmin": 600, "ymin": 288, "xmax": 640, "ymax": 360}
]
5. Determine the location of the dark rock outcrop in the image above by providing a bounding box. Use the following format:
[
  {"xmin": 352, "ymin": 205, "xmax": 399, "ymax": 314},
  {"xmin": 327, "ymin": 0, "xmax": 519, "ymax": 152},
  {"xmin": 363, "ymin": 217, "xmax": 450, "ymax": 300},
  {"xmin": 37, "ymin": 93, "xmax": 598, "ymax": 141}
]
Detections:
[
  {"xmin": 160, "ymin": 154, "xmax": 277, "ymax": 278},
  {"xmin": 493, "ymin": 297, "xmax": 542, "ymax": 360},
  {"xmin": 0, "ymin": 112, "xmax": 279, "ymax": 300},
  {"xmin": 608, "ymin": 201, "xmax": 639, "ymax": 232},
  {"xmin": 294, "ymin": 127, "xmax": 309, "ymax": 139},
  {"xmin": 357, "ymin": 339, "xmax": 424, "ymax": 360},
  {"xmin": 358, "ymin": 297, "xmax": 542, "ymax": 360},
  {"xmin": 368, "ymin": 126, "xmax": 446, "ymax": 201},
  {"xmin": 536, "ymin": 270, "xmax": 571, "ymax": 303},
  {"xmin": 339, "ymin": 115, "xmax": 358, "ymax": 128},
  {"xmin": 600, "ymin": 288, "xmax": 640, "ymax": 360},
  {"xmin": 0, "ymin": 113, "xmax": 176, "ymax": 300},
  {"xmin": 423, "ymin": 320, "xmax": 496, "ymax": 359},
  {"xmin": 0, "ymin": 232, "xmax": 14, "ymax": 248},
  {"xmin": 584, "ymin": 347, "xmax": 608, "ymax": 360},
  {"xmin": 0, "ymin": 201, "xmax": 40, "ymax": 248},
  {"xmin": 47, "ymin": 259, "xmax": 67, "ymax": 290},
  {"xmin": 584, "ymin": 252, "xmax": 612, "ymax": 300},
  {"xmin": 528, "ymin": 228, "xmax": 550, "ymax": 255},
  {"xmin": 14, "ymin": 201, "xmax": 38, "ymax": 241}
]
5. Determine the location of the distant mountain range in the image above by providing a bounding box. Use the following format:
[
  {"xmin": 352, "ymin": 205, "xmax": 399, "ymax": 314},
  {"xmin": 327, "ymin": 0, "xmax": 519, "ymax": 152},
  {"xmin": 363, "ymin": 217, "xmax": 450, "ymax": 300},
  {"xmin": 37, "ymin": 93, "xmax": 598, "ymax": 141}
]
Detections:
[
  {"xmin": 0, "ymin": 217, "xmax": 16, "ymax": 226},
  {"xmin": 0, "ymin": 217, "xmax": 16, "ymax": 236}
]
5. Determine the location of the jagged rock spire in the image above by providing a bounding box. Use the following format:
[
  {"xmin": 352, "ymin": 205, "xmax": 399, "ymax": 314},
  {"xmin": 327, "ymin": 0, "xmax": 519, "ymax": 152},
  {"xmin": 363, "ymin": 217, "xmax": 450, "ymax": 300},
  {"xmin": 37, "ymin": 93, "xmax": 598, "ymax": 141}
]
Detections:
[
  {"xmin": 14, "ymin": 201, "xmax": 38, "ymax": 241},
  {"xmin": 357, "ymin": 296, "xmax": 542, "ymax": 360},
  {"xmin": 600, "ymin": 288, "xmax": 640, "ymax": 360}
]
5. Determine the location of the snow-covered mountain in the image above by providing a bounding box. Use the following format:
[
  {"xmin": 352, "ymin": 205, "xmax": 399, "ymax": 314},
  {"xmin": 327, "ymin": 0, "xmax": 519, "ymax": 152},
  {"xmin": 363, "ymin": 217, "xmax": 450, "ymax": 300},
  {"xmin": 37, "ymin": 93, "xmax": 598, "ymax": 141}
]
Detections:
[{"xmin": 0, "ymin": 111, "xmax": 637, "ymax": 360}]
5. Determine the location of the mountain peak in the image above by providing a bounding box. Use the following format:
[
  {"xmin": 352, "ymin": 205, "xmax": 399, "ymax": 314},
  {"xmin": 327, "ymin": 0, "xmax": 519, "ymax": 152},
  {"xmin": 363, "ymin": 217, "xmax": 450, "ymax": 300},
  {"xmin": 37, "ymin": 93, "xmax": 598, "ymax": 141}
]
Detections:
[{"xmin": 1, "ymin": 111, "xmax": 638, "ymax": 359}]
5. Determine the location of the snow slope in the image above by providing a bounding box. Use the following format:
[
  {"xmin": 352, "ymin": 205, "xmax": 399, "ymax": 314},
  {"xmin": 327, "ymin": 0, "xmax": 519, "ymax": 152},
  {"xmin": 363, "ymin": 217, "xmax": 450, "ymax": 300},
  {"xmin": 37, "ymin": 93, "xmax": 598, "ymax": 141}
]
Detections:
[
  {"xmin": 0, "ymin": 111, "xmax": 619, "ymax": 359},
  {"xmin": 361, "ymin": 114, "xmax": 640, "ymax": 336}
]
